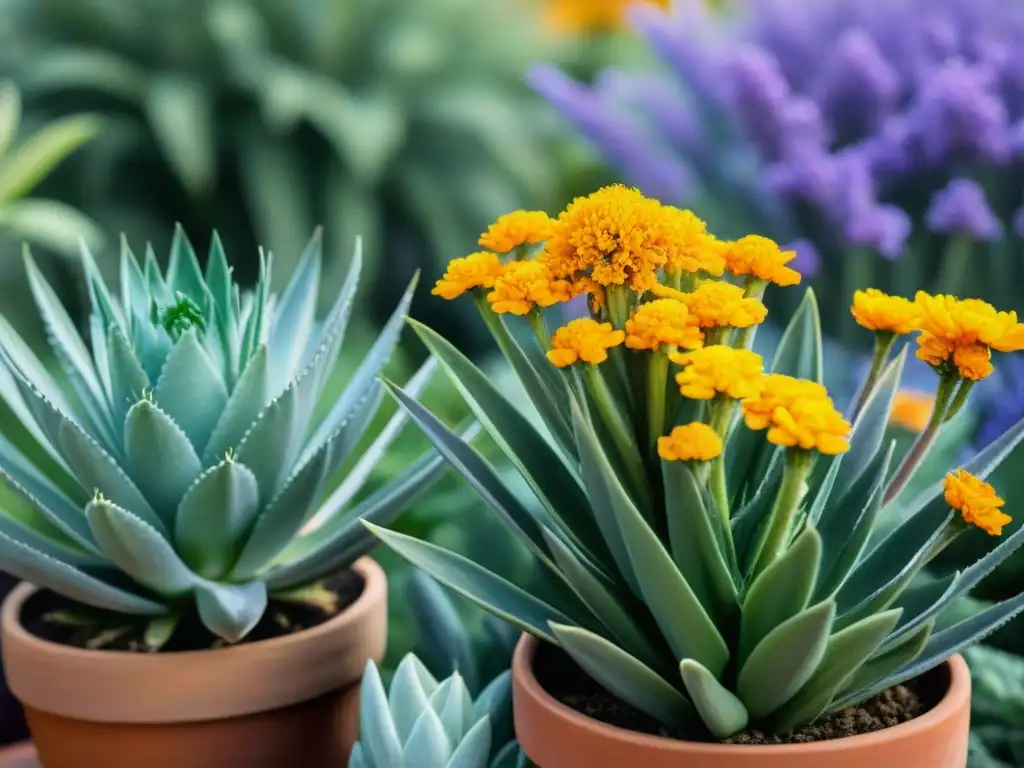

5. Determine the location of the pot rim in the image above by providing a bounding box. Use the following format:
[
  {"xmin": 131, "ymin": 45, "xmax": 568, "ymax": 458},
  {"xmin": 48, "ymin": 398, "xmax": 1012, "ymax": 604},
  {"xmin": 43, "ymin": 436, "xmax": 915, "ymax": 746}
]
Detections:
[
  {"xmin": 512, "ymin": 633, "xmax": 970, "ymax": 755},
  {"xmin": 1, "ymin": 557, "xmax": 387, "ymax": 724}
]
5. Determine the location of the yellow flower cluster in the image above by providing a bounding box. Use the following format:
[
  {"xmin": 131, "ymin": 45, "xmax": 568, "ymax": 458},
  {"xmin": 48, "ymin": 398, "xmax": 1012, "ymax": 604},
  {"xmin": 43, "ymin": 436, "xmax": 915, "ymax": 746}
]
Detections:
[
  {"xmin": 742, "ymin": 374, "xmax": 852, "ymax": 455},
  {"xmin": 915, "ymin": 293, "xmax": 1024, "ymax": 380},
  {"xmin": 624, "ymin": 299, "xmax": 703, "ymax": 352},
  {"xmin": 487, "ymin": 261, "xmax": 573, "ymax": 316},
  {"xmin": 547, "ymin": 319, "xmax": 625, "ymax": 368},
  {"xmin": 720, "ymin": 235, "xmax": 802, "ymax": 287},
  {"xmin": 432, "ymin": 252, "xmax": 503, "ymax": 300},
  {"xmin": 667, "ymin": 281, "xmax": 768, "ymax": 329},
  {"xmin": 545, "ymin": 0, "xmax": 670, "ymax": 32},
  {"xmin": 672, "ymin": 346, "xmax": 765, "ymax": 400},
  {"xmin": 888, "ymin": 390, "xmax": 935, "ymax": 433},
  {"xmin": 662, "ymin": 209, "xmax": 726, "ymax": 277},
  {"xmin": 657, "ymin": 423, "xmax": 723, "ymax": 462},
  {"xmin": 479, "ymin": 211, "xmax": 555, "ymax": 253},
  {"xmin": 851, "ymin": 289, "xmax": 921, "ymax": 335},
  {"xmin": 944, "ymin": 469, "xmax": 1011, "ymax": 536}
]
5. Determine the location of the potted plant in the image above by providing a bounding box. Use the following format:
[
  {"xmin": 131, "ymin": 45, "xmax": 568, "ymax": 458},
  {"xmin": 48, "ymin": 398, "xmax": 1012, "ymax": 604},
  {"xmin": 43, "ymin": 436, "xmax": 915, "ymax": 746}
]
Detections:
[
  {"xmin": 370, "ymin": 186, "xmax": 1024, "ymax": 767},
  {"xmin": 0, "ymin": 227, "xmax": 455, "ymax": 767}
]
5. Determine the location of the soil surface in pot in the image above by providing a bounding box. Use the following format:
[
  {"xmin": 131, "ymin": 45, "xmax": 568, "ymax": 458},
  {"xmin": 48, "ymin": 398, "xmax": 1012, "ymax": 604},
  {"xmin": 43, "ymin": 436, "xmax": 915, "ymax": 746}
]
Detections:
[
  {"xmin": 18, "ymin": 570, "xmax": 364, "ymax": 653},
  {"xmin": 535, "ymin": 643, "xmax": 947, "ymax": 745}
]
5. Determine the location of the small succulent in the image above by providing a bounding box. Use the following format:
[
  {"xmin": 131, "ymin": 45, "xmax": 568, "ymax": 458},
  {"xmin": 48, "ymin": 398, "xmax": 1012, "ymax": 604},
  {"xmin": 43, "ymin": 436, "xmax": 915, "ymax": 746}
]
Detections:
[
  {"xmin": 352, "ymin": 655, "xmax": 523, "ymax": 768},
  {"xmin": 0, "ymin": 227, "xmax": 453, "ymax": 644},
  {"xmin": 372, "ymin": 187, "xmax": 1024, "ymax": 739}
]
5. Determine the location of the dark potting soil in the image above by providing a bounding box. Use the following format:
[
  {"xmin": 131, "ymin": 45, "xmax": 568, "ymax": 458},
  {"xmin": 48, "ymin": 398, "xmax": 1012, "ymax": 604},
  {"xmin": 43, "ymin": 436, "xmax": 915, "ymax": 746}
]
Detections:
[
  {"xmin": 19, "ymin": 570, "xmax": 364, "ymax": 653},
  {"xmin": 535, "ymin": 642, "xmax": 947, "ymax": 745}
]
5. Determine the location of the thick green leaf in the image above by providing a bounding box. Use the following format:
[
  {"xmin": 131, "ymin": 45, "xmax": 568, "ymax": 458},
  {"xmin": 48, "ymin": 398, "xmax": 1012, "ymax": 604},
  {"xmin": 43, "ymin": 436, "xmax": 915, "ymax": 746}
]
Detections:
[
  {"xmin": 839, "ymin": 619, "xmax": 934, "ymax": 702},
  {"xmin": 152, "ymin": 328, "xmax": 229, "ymax": 452},
  {"xmin": 885, "ymin": 574, "xmax": 959, "ymax": 644},
  {"xmin": 195, "ymin": 580, "xmax": 267, "ymax": 643},
  {"xmin": 86, "ymin": 498, "xmax": 196, "ymax": 597},
  {"xmin": 740, "ymin": 527, "xmax": 821, "ymax": 665},
  {"xmin": 0, "ymin": 114, "xmax": 99, "ymax": 203},
  {"xmin": 166, "ymin": 224, "xmax": 207, "ymax": 305},
  {"xmin": 359, "ymin": 662, "xmax": 404, "ymax": 767},
  {"xmin": 730, "ymin": 452, "xmax": 784, "ymax": 570},
  {"xmin": 772, "ymin": 609, "xmax": 903, "ymax": 731},
  {"xmin": 551, "ymin": 623, "xmax": 696, "ymax": 729},
  {"xmin": 389, "ymin": 654, "xmax": 435, "ymax": 744},
  {"xmin": 0, "ymin": 200, "xmax": 104, "ymax": 260},
  {"xmin": 737, "ymin": 600, "xmax": 836, "ymax": 719},
  {"xmin": 680, "ymin": 659, "xmax": 749, "ymax": 739},
  {"xmin": 234, "ymin": 380, "xmax": 303, "ymax": 505},
  {"xmin": 0, "ymin": 506, "xmax": 100, "ymax": 567},
  {"xmin": 403, "ymin": 707, "xmax": 452, "ymax": 765},
  {"xmin": 0, "ymin": 81, "xmax": 20, "ymax": 156},
  {"xmin": 205, "ymin": 233, "xmax": 238, "ymax": 384},
  {"xmin": 448, "ymin": 718, "xmax": 493, "ymax": 768},
  {"xmin": 299, "ymin": 236, "xmax": 363, "ymax": 378},
  {"xmin": 145, "ymin": 76, "xmax": 215, "ymax": 195},
  {"xmin": 174, "ymin": 459, "xmax": 260, "ymax": 580},
  {"xmin": 267, "ymin": 228, "xmax": 322, "ymax": 393},
  {"xmin": 367, "ymin": 524, "xmax": 572, "ymax": 642},
  {"xmin": 438, "ymin": 674, "xmax": 474, "ymax": 743},
  {"xmin": 405, "ymin": 574, "xmax": 479, "ymax": 694},
  {"xmin": 203, "ymin": 344, "xmax": 270, "ymax": 465},
  {"xmin": 106, "ymin": 324, "xmax": 149, "ymax": 429}
]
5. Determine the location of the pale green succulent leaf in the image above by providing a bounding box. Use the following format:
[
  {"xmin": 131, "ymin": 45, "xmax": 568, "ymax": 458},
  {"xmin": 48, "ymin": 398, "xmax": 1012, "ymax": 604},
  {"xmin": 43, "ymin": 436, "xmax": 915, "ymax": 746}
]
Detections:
[
  {"xmin": 0, "ymin": 528, "xmax": 163, "ymax": 614},
  {"xmin": 0, "ymin": 114, "xmax": 100, "ymax": 204},
  {"xmin": 389, "ymin": 654, "xmax": 437, "ymax": 745},
  {"xmin": 730, "ymin": 453, "xmax": 784, "ymax": 570},
  {"xmin": 174, "ymin": 459, "xmax": 260, "ymax": 579},
  {"xmin": 815, "ymin": 441, "xmax": 895, "ymax": 600},
  {"xmin": 106, "ymin": 323, "xmax": 149, "ymax": 429},
  {"xmin": 301, "ymin": 236, "xmax": 363, "ymax": 373},
  {"xmin": 448, "ymin": 717, "xmax": 493, "ymax": 768},
  {"xmin": 143, "ymin": 612, "xmax": 182, "ymax": 651},
  {"xmin": 405, "ymin": 574, "xmax": 480, "ymax": 695},
  {"xmin": 267, "ymin": 228, "xmax": 322, "ymax": 393},
  {"xmin": 474, "ymin": 672, "xmax": 511, "ymax": 728},
  {"xmin": 489, "ymin": 741, "xmax": 522, "ymax": 768},
  {"xmin": 771, "ymin": 608, "xmax": 903, "ymax": 732},
  {"xmin": 679, "ymin": 658, "xmax": 749, "ymax": 739},
  {"xmin": 204, "ymin": 233, "xmax": 238, "ymax": 382},
  {"xmin": 551, "ymin": 623, "xmax": 697, "ymax": 729},
  {"xmin": 195, "ymin": 580, "xmax": 267, "ymax": 643},
  {"xmin": 740, "ymin": 527, "xmax": 821, "ymax": 666},
  {"xmin": 737, "ymin": 599, "xmax": 836, "ymax": 719},
  {"xmin": 145, "ymin": 76, "xmax": 215, "ymax": 196},
  {"xmin": 403, "ymin": 706, "xmax": 453, "ymax": 766},
  {"xmin": 166, "ymin": 224, "xmax": 207, "ymax": 305},
  {"xmin": 142, "ymin": 244, "xmax": 172, "ymax": 305},
  {"xmin": 439, "ymin": 674, "xmax": 475, "ymax": 744},
  {"xmin": 202, "ymin": 344, "xmax": 270, "ymax": 465},
  {"xmin": 367, "ymin": 524, "xmax": 572, "ymax": 643},
  {"xmin": 0, "ymin": 505, "xmax": 101, "ymax": 567},
  {"xmin": 664, "ymin": 460, "xmax": 738, "ymax": 630},
  {"xmin": 0, "ymin": 200, "xmax": 104, "ymax": 260},
  {"xmin": 0, "ymin": 81, "xmax": 20, "ymax": 156},
  {"xmin": 86, "ymin": 498, "xmax": 196, "ymax": 597},
  {"xmin": 234, "ymin": 381, "xmax": 304, "ymax": 505},
  {"xmin": 152, "ymin": 328, "xmax": 229, "ymax": 452},
  {"xmin": 360, "ymin": 661, "xmax": 404, "ymax": 768},
  {"xmin": 540, "ymin": 526, "xmax": 662, "ymax": 672},
  {"xmin": 124, "ymin": 399, "xmax": 203, "ymax": 525},
  {"xmin": 885, "ymin": 573, "xmax": 959, "ymax": 645},
  {"xmin": 349, "ymin": 743, "xmax": 367, "ymax": 768},
  {"xmin": 120, "ymin": 237, "xmax": 149, "ymax": 333},
  {"xmin": 838, "ymin": 619, "xmax": 934, "ymax": 703}
]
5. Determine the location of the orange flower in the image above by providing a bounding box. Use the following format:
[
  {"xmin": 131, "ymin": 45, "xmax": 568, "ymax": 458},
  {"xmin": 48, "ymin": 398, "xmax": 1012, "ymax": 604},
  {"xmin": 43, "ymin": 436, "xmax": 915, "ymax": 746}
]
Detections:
[
  {"xmin": 851, "ymin": 289, "xmax": 921, "ymax": 336},
  {"xmin": 888, "ymin": 390, "xmax": 935, "ymax": 433},
  {"xmin": 944, "ymin": 469, "xmax": 1011, "ymax": 536},
  {"xmin": 487, "ymin": 261, "xmax": 571, "ymax": 315},
  {"xmin": 742, "ymin": 374, "xmax": 851, "ymax": 454},
  {"xmin": 658, "ymin": 423, "xmax": 723, "ymax": 462},
  {"xmin": 671, "ymin": 346, "xmax": 765, "ymax": 400},
  {"xmin": 479, "ymin": 211, "xmax": 555, "ymax": 253},
  {"xmin": 624, "ymin": 299, "xmax": 703, "ymax": 352},
  {"xmin": 720, "ymin": 235, "xmax": 801, "ymax": 286},
  {"xmin": 433, "ymin": 252, "xmax": 503, "ymax": 300},
  {"xmin": 547, "ymin": 319, "xmax": 625, "ymax": 367},
  {"xmin": 674, "ymin": 281, "xmax": 768, "ymax": 329}
]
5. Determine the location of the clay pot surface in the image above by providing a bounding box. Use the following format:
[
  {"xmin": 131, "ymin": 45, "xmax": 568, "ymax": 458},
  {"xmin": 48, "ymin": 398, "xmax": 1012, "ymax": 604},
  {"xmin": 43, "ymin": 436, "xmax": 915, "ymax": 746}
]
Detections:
[
  {"xmin": 512, "ymin": 634, "xmax": 971, "ymax": 768},
  {"xmin": 1, "ymin": 557, "xmax": 387, "ymax": 768}
]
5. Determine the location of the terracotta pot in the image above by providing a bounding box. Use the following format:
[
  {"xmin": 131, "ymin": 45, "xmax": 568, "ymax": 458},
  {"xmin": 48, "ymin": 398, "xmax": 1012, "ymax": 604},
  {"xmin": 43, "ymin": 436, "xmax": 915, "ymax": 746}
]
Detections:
[
  {"xmin": 1, "ymin": 558, "xmax": 387, "ymax": 768},
  {"xmin": 512, "ymin": 634, "xmax": 971, "ymax": 768}
]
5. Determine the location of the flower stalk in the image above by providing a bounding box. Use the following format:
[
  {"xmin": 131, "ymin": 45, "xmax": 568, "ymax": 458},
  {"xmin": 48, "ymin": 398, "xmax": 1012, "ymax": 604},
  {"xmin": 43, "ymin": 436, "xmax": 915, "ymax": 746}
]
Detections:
[
  {"xmin": 752, "ymin": 449, "xmax": 813, "ymax": 577},
  {"xmin": 847, "ymin": 331, "xmax": 896, "ymax": 421}
]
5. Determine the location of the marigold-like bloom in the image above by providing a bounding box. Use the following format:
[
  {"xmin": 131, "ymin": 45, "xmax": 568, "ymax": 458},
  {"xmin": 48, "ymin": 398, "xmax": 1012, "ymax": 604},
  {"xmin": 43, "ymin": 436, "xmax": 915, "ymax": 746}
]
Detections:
[
  {"xmin": 944, "ymin": 469, "xmax": 1011, "ymax": 536},
  {"xmin": 624, "ymin": 299, "xmax": 703, "ymax": 352},
  {"xmin": 546, "ymin": 0, "xmax": 670, "ymax": 32},
  {"xmin": 543, "ymin": 185, "xmax": 710, "ymax": 292},
  {"xmin": 432, "ymin": 252, "xmax": 504, "ymax": 300},
  {"xmin": 547, "ymin": 318, "xmax": 625, "ymax": 367},
  {"xmin": 662, "ymin": 208, "xmax": 726, "ymax": 277},
  {"xmin": 851, "ymin": 289, "xmax": 921, "ymax": 335},
  {"xmin": 720, "ymin": 234, "xmax": 801, "ymax": 286},
  {"xmin": 888, "ymin": 390, "xmax": 935, "ymax": 433},
  {"xmin": 487, "ymin": 260, "xmax": 571, "ymax": 316},
  {"xmin": 742, "ymin": 374, "xmax": 851, "ymax": 455},
  {"xmin": 479, "ymin": 211, "xmax": 555, "ymax": 253},
  {"xmin": 914, "ymin": 293, "xmax": 1024, "ymax": 379},
  {"xmin": 675, "ymin": 281, "xmax": 768, "ymax": 329},
  {"xmin": 658, "ymin": 423, "xmax": 723, "ymax": 462},
  {"xmin": 672, "ymin": 345, "xmax": 765, "ymax": 400}
]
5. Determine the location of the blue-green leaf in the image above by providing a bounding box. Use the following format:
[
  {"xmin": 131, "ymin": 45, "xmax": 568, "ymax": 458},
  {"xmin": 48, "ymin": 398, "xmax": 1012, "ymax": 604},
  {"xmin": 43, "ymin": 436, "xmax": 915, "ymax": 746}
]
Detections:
[
  {"xmin": 389, "ymin": 654, "xmax": 436, "ymax": 744},
  {"xmin": 448, "ymin": 718, "xmax": 493, "ymax": 768},
  {"xmin": 195, "ymin": 580, "xmax": 268, "ymax": 643},
  {"xmin": 152, "ymin": 328, "xmax": 228, "ymax": 453},
  {"xmin": 268, "ymin": 228, "xmax": 322, "ymax": 393},
  {"xmin": 403, "ymin": 707, "xmax": 452, "ymax": 766},
  {"xmin": 166, "ymin": 224, "xmax": 207, "ymax": 304},
  {"xmin": 106, "ymin": 324, "xmax": 149, "ymax": 430},
  {"xmin": 680, "ymin": 658, "xmax": 749, "ymax": 739},
  {"xmin": 359, "ymin": 661, "xmax": 404, "ymax": 767},
  {"xmin": 203, "ymin": 344, "xmax": 270, "ymax": 465}
]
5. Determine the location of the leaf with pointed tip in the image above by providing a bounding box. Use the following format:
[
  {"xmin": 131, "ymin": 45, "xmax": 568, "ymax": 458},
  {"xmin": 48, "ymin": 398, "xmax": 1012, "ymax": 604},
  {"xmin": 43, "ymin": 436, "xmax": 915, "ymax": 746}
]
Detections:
[
  {"xmin": 268, "ymin": 229, "xmax": 322, "ymax": 391},
  {"xmin": 120, "ymin": 237, "xmax": 148, "ymax": 328},
  {"xmin": 680, "ymin": 659, "xmax": 749, "ymax": 739},
  {"xmin": 234, "ymin": 385, "xmax": 302, "ymax": 505},
  {"xmin": 770, "ymin": 609, "xmax": 902, "ymax": 732},
  {"xmin": 389, "ymin": 655, "xmax": 435, "ymax": 744},
  {"xmin": 367, "ymin": 524, "xmax": 572, "ymax": 642},
  {"xmin": 0, "ymin": 505, "xmax": 100, "ymax": 567},
  {"xmin": 405, "ymin": 573, "xmax": 479, "ymax": 693},
  {"xmin": 440, "ymin": 674, "xmax": 475, "ymax": 743},
  {"xmin": 166, "ymin": 224, "xmax": 206, "ymax": 304},
  {"xmin": 474, "ymin": 672, "xmax": 511, "ymax": 737},
  {"xmin": 143, "ymin": 244, "xmax": 172, "ymax": 304},
  {"xmin": 152, "ymin": 328, "xmax": 228, "ymax": 452},
  {"xmin": 106, "ymin": 324, "xmax": 149, "ymax": 429},
  {"xmin": 0, "ymin": 314, "xmax": 76, "ymax": 422},
  {"xmin": 838, "ymin": 619, "xmax": 934, "ymax": 703},
  {"xmin": 884, "ymin": 574, "xmax": 958, "ymax": 645},
  {"xmin": 124, "ymin": 400, "xmax": 203, "ymax": 525},
  {"xmin": 144, "ymin": 612, "xmax": 182, "ymax": 651},
  {"xmin": 0, "ymin": 528, "xmax": 163, "ymax": 614},
  {"xmin": 836, "ymin": 351, "xmax": 904, "ymax": 491},
  {"xmin": 490, "ymin": 741, "xmax": 522, "ymax": 768},
  {"xmin": 403, "ymin": 706, "xmax": 452, "ymax": 765},
  {"xmin": 551, "ymin": 624, "xmax": 697, "ymax": 728},
  {"xmin": 86, "ymin": 498, "xmax": 196, "ymax": 597},
  {"xmin": 195, "ymin": 580, "xmax": 267, "ymax": 643},
  {"xmin": 448, "ymin": 717, "xmax": 493, "ymax": 768},
  {"xmin": 205, "ymin": 234, "xmax": 238, "ymax": 383},
  {"xmin": 740, "ymin": 527, "xmax": 821, "ymax": 666},
  {"xmin": 203, "ymin": 345, "xmax": 270, "ymax": 465},
  {"xmin": 300, "ymin": 238, "xmax": 362, "ymax": 371},
  {"xmin": 360, "ymin": 661, "xmax": 404, "ymax": 767},
  {"xmin": 738, "ymin": 600, "xmax": 836, "ymax": 719},
  {"xmin": 174, "ymin": 459, "xmax": 260, "ymax": 579},
  {"xmin": 730, "ymin": 453, "xmax": 784, "ymax": 570}
]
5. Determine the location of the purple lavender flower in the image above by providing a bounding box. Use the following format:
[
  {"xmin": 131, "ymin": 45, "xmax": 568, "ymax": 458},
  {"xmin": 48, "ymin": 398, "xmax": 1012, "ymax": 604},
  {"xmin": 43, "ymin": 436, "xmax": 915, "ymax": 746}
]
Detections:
[
  {"xmin": 926, "ymin": 178, "xmax": 1003, "ymax": 240},
  {"xmin": 1013, "ymin": 206, "xmax": 1024, "ymax": 237},
  {"xmin": 785, "ymin": 238, "xmax": 821, "ymax": 277},
  {"xmin": 816, "ymin": 28, "xmax": 900, "ymax": 141}
]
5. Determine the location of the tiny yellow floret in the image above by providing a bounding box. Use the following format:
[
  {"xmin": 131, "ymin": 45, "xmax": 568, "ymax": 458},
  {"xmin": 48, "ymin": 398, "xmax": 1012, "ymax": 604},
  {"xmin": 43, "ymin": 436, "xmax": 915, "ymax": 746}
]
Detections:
[
  {"xmin": 487, "ymin": 260, "xmax": 571, "ymax": 316},
  {"xmin": 658, "ymin": 423, "xmax": 723, "ymax": 462},
  {"xmin": 547, "ymin": 318, "xmax": 625, "ymax": 367},
  {"xmin": 479, "ymin": 211, "xmax": 555, "ymax": 253},
  {"xmin": 672, "ymin": 345, "xmax": 765, "ymax": 400},
  {"xmin": 742, "ymin": 374, "xmax": 851, "ymax": 454},
  {"xmin": 888, "ymin": 390, "xmax": 935, "ymax": 433},
  {"xmin": 675, "ymin": 281, "xmax": 768, "ymax": 329},
  {"xmin": 851, "ymin": 289, "xmax": 921, "ymax": 335},
  {"xmin": 944, "ymin": 469, "xmax": 1011, "ymax": 536},
  {"xmin": 720, "ymin": 234, "xmax": 801, "ymax": 286},
  {"xmin": 624, "ymin": 299, "xmax": 704, "ymax": 352},
  {"xmin": 432, "ymin": 252, "xmax": 504, "ymax": 300}
]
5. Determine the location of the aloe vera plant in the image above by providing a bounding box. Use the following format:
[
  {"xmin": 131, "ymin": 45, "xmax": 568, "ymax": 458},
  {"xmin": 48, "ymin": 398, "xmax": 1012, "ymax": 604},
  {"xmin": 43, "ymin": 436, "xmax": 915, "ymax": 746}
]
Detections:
[
  {"xmin": 0, "ymin": 226, "xmax": 454, "ymax": 645},
  {"xmin": 371, "ymin": 187, "xmax": 1024, "ymax": 739},
  {"xmin": 352, "ymin": 654, "xmax": 523, "ymax": 768}
]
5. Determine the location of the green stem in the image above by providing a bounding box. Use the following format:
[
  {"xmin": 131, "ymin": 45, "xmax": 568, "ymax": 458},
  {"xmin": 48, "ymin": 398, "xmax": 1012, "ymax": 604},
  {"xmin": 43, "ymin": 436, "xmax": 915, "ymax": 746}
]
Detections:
[
  {"xmin": 883, "ymin": 372, "xmax": 958, "ymax": 505},
  {"xmin": 847, "ymin": 332, "xmax": 895, "ymax": 421},
  {"xmin": 474, "ymin": 294, "xmax": 517, "ymax": 360},
  {"xmin": 936, "ymin": 236, "xmax": 974, "ymax": 297},
  {"xmin": 751, "ymin": 450, "xmax": 812, "ymax": 578},
  {"xmin": 527, "ymin": 311, "xmax": 550, "ymax": 352},
  {"xmin": 606, "ymin": 285, "xmax": 632, "ymax": 331},
  {"xmin": 944, "ymin": 379, "xmax": 975, "ymax": 423},
  {"xmin": 584, "ymin": 364, "xmax": 647, "ymax": 498},
  {"xmin": 665, "ymin": 267, "xmax": 683, "ymax": 292},
  {"xmin": 707, "ymin": 397, "xmax": 734, "ymax": 530},
  {"xmin": 647, "ymin": 351, "xmax": 669, "ymax": 450}
]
